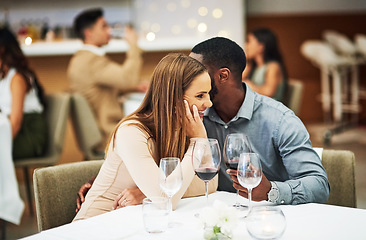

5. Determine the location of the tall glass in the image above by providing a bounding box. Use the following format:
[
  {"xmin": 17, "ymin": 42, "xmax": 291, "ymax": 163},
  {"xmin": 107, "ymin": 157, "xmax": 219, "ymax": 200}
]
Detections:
[
  {"xmin": 223, "ymin": 133, "xmax": 252, "ymax": 209},
  {"xmin": 159, "ymin": 157, "xmax": 183, "ymax": 212},
  {"xmin": 191, "ymin": 138, "xmax": 221, "ymax": 204},
  {"xmin": 237, "ymin": 153, "xmax": 262, "ymax": 214}
]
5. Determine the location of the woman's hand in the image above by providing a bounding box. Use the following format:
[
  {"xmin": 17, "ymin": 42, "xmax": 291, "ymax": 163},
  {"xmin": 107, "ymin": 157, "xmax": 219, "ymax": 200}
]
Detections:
[
  {"xmin": 184, "ymin": 100, "xmax": 207, "ymax": 138},
  {"xmin": 112, "ymin": 187, "xmax": 146, "ymax": 210}
]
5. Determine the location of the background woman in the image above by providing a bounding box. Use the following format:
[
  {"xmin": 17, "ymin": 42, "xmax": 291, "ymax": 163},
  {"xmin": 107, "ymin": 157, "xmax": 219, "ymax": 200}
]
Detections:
[
  {"xmin": 242, "ymin": 28, "xmax": 288, "ymax": 102},
  {"xmin": 0, "ymin": 27, "xmax": 47, "ymax": 226},
  {"xmin": 74, "ymin": 53, "xmax": 217, "ymax": 220},
  {"xmin": 0, "ymin": 27, "xmax": 47, "ymax": 159}
]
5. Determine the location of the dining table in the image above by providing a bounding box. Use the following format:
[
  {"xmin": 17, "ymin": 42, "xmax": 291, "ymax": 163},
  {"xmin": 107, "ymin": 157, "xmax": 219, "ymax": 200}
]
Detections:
[{"xmin": 22, "ymin": 191, "xmax": 366, "ymax": 240}]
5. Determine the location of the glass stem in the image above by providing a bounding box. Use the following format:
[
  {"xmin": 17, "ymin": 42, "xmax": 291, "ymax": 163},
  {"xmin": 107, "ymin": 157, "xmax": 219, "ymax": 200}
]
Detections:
[
  {"xmin": 248, "ymin": 188, "xmax": 252, "ymax": 212},
  {"xmin": 235, "ymin": 189, "xmax": 240, "ymax": 208},
  {"xmin": 168, "ymin": 196, "xmax": 172, "ymax": 213},
  {"xmin": 205, "ymin": 181, "xmax": 209, "ymax": 204}
]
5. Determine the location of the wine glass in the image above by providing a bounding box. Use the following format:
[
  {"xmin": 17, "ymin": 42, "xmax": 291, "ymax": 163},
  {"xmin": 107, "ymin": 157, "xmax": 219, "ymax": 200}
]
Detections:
[
  {"xmin": 159, "ymin": 157, "xmax": 183, "ymax": 212},
  {"xmin": 191, "ymin": 138, "xmax": 221, "ymax": 204},
  {"xmin": 237, "ymin": 153, "xmax": 262, "ymax": 214},
  {"xmin": 223, "ymin": 133, "xmax": 252, "ymax": 209}
]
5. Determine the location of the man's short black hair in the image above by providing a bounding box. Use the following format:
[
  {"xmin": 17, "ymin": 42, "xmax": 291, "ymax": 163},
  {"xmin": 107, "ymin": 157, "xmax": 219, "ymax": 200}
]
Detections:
[
  {"xmin": 191, "ymin": 37, "xmax": 246, "ymax": 82},
  {"xmin": 74, "ymin": 8, "xmax": 103, "ymax": 40}
]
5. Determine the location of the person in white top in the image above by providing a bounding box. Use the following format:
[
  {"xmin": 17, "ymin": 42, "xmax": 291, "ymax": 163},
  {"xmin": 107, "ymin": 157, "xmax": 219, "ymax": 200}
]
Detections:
[
  {"xmin": 74, "ymin": 53, "xmax": 217, "ymax": 220},
  {"xmin": 0, "ymin": 27, "xmax": 47, "ymax": 226}
]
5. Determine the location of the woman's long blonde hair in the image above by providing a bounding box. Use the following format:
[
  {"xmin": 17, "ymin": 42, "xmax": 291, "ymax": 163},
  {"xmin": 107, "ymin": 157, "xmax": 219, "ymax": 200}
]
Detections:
[{"xmin": 106, "ymin": 53, "xmax": 207, "ymax": 164}]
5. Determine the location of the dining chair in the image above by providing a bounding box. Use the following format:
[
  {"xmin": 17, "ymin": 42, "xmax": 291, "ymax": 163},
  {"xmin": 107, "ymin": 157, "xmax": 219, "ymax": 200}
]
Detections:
[
  {"xmin": 283, "ymin": 79, "xmax": 304, "ymax": 115},
  {"xmin": 14, "ymin": 92, "xmax": 71, "ymax": 216},
  {"xmin": 322, "ymin": 149, "xmax": 356, "ymax": 208},
  {"xmin": 33, "ymin": 159, "xmax": 104, "ymax": 232},
  {"xmin": 70, "ymin": 93, "xmax": 105, "ymax": 160}
]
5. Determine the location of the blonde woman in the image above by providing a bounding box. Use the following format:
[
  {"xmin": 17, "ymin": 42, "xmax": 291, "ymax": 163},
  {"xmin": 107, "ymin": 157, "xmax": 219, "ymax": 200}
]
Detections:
[{"xmin": 74, "ymin": 53, "xmax": 217, "ymax": 220}]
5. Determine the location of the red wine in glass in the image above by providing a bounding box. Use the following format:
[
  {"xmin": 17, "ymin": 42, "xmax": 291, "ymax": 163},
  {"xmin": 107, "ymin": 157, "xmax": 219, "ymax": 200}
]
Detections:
[
  {"xmin": 191, "ymin": 138, "xmax": 221, "ymax": 205},
  {"xmin": 195, "ymin": 167, "xmax": 219, "ymax": 181}
]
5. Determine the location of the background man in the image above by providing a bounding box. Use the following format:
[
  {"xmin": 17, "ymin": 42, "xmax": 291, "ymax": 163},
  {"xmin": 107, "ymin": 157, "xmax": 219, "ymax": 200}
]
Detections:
[{"xmin": 67, "ymin": 8, "xmax": 146, "ymax": 149}]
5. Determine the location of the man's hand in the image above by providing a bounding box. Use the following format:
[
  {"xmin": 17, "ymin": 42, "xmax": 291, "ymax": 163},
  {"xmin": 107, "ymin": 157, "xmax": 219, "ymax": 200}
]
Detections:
[
  {"xmin": 76, "ymin": 177, "xmax": 95, "ymax": 213},
  {"xmin": 112, "ymin": 187, "xmax": 146, "ymax": 210},
  {"xmin": 123, "ymin": 25, "xmax": 138, "ymax": 45},
  {"xmin": 226, "ymin": 169, "xmax": 271, "ymax": 201}
]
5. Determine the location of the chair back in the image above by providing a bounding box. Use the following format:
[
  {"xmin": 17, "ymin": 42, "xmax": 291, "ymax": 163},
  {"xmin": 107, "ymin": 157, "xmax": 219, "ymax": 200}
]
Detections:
[
  {"xmin": 322, "ymin": 149, "xmax": 356, "ymax": 208},
  {"xmin": 33, "ymin": 160, "xmax": 104, "ymax": 231},
  {"xmin": 283, "ymin": 79, "xmax": 304, "ymax": 115},
  {"xmin": 70, "ymin": 93, "xmax": 104, "ymax": 160},
  {"xmin": 15, "ymin": 93, "xmax": 70, "ymax": 167}
]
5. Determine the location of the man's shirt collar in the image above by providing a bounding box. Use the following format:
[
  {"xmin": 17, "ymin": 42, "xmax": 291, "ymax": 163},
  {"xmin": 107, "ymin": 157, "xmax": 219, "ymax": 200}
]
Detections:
[
  {"xmin": 204, "ymin": 82, "xmax": 254, "ymax": 123},
  {"xmin": 81, "ymin": 44, "xmax": 106, "ymax": 56}
]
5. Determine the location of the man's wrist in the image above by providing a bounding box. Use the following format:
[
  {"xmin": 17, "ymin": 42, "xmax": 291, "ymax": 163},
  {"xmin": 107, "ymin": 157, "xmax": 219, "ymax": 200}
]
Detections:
[{"xmin": 267, "ymin": 181, "xmax": 279, "ymax": 204}]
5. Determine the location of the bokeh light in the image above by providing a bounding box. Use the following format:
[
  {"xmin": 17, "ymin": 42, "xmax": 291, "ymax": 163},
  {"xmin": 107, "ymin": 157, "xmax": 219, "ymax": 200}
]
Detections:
[
  {"xmin": 187, "ymin": 18, "xmax": 197, "ymax": 28},
  {"xmin": 197, "ymin": 23, "xmax": 207, "ymax": 33},
  {"xmin": 198, "ymin": 7, "xmax": 208, "ymax": 16},
  {"xmin": 212, "ymin": 8, "xmax": 223, "ymax": 19},
  {"xmin": 25, "ymin": 37, "xmax": 32, "ymax": 45},
  {"xmin": 146, "ymin": 32, "xmax": 156, "ymax": 41}
]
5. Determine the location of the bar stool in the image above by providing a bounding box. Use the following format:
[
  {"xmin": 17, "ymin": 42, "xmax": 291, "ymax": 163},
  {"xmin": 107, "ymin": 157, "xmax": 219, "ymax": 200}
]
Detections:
[
  {"xmin": 355, "ymin": 34, "xmax": 366, "ymax": 99},
  {"xmin": 323, "ymin": 30, "xmax": 364, "ymax": 118},
  {"xmin": 301, "ymin": 40, "xmax": 361, "ymax": 144}
]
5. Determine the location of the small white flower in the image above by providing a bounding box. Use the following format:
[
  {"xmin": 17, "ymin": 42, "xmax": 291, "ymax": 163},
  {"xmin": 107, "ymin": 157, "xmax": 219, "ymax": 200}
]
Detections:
[
  {"xmin": 200, "ymin": 200, "xmax": 239, "ymax": 240},
  {"xmin": 200, "ymin": 206, "xmax": 220, "ymax": 227}
]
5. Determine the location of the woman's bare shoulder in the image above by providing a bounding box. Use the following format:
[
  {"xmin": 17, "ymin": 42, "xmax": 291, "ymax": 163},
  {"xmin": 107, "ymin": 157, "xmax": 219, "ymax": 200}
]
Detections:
[{"xmin": 266, "ymin": 61, "xmax": 281, "ymax": 70}]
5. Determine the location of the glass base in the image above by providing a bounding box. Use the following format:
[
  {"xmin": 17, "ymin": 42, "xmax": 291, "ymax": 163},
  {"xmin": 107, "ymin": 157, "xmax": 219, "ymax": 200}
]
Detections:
[
  {"xmin": 233, "ymin": 203, "xmax": 248, "ymax": 210},
  {"xmin": 168, "ymin": 221, "xmax": 182, "ymax": 228}
]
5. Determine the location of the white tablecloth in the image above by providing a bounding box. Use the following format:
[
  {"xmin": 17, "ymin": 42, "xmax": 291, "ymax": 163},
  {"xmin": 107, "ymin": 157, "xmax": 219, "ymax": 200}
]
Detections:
[
  {"xmin": 22, "ymin": 191, "xmax": 366, "ymax": 240},
  {"xmin": 0, "ymin": 113, "xmax": 24, "ymax": 225}
]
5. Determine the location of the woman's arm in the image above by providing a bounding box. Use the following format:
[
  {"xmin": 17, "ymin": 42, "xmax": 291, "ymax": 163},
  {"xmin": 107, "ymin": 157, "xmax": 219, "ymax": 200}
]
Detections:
[
  {"xmin": 244, "ymin": 62, "xmax": 283, "ymax": 98},
  {"xmin": 114, "ymin": 123, "xmax": 196, "ymax": 210},
  {"xmin": 9, "ymin": 73, "xmax": 28, "ymax": 138}
]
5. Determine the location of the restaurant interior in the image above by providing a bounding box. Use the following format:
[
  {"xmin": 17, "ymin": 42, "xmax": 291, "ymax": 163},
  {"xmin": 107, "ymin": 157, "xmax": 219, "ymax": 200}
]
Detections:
[{"xmin": 1, "ymin": 0, "xmax": 366, "ymax": 239}]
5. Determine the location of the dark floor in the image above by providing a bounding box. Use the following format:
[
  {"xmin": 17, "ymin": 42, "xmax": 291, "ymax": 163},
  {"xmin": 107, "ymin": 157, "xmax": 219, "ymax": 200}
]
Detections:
[{"xmin": 3, "ymin": 122, "xmax": 366, "ymax": 240}]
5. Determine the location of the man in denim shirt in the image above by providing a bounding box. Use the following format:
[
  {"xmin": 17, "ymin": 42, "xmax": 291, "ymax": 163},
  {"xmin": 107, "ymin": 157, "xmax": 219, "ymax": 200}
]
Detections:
[{"xmin": 190, "ymin": 37, "xmax": 329, "ymax": 205}]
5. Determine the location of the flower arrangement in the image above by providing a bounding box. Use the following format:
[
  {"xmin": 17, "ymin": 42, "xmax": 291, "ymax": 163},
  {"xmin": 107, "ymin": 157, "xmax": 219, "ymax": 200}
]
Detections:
[{"xmin": 199, "ymin": 200, "xmax": 239, "ymax": 240}]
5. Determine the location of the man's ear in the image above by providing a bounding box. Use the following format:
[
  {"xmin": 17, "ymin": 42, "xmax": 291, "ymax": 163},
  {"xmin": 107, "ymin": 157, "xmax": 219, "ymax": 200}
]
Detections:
[
  {"xmin": 83, "ymin": 28, "xmax": 92, "ymax": 41},
  {"xmin": 218, "ymin": 68, "xmax": 230, "ymax": 83}
]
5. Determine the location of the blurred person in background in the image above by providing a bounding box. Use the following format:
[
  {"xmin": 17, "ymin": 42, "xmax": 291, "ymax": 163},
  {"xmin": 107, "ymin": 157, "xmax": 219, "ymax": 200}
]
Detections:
[
  {"xmin": 0, "ymin": 27, "xmax": 47, "ymax": 227},
  {"xmin": 242, "ymin": 28, "xmax": 288, "ymax": 102},
  {"xmin": 67, "ymin": 8, "xmax": 147, "ymax": 151}
]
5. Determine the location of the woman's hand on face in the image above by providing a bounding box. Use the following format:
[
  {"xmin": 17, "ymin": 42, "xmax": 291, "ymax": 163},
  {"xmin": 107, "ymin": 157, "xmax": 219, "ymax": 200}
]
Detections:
[{"xmin": 184, "ymin": 100, "xmax": 207, "ymax": 138}]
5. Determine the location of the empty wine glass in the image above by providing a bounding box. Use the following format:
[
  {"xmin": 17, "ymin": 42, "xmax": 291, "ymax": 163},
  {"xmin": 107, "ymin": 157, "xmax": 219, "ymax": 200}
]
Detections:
[
  {"xmin": 191, "ymin": 138, "xmax": 221, "ymax": 204},
  {"xmin": 223, "ymin": 133, "xmax": 252, "ymax": 209},
  {"xmin": 237, "ymin": 153, "xmax": 262, "ymax": 214},
  {"xmin": 159, "ymin": 157, "xmax": 183, "ymax": 212}
]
